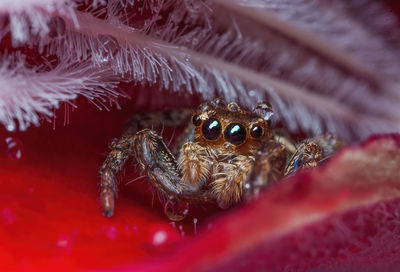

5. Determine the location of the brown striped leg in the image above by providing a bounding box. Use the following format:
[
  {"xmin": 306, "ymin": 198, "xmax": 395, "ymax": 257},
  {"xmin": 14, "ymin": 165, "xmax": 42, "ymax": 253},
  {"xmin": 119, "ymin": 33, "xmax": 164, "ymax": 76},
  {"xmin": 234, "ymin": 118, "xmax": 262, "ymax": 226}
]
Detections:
[
  {"xmin": 284, "ymin": 134, "xmax": 344, "ymax": 175},
  {"xmin": 99, "ymin": 109, "xmax": 191, "ymax": 217},
  {"xmin": 99, "ymin": 128, "xmax": 186, "ymax": 217},
  {"xmin": 99, "ymin": 135, "xmax": 136, "ymax": 217}
]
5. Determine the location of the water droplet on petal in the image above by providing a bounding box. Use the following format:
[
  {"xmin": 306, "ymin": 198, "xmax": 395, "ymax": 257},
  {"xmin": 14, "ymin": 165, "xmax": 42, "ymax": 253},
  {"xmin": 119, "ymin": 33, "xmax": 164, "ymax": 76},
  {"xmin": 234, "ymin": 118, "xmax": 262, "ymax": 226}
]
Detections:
[
  {"xmin": 57, "ymin": 236, "xmax": 70, "ymax": 248},
  {"xmin": 5, "ymin": 137, "xmax": 23, "ymax": 160},
  {"xmin": 151, "ymin": 230, "xmax": 168, "ymax": 246},
  {"xmin": 56, "ymin": 233, "xmax": 76, "ymax": 253},
  {"xmin": 193, "ymin": 218, "xmax": 198, "ymax": 235},
  {"xmin": 146, "ymin": 224, "xmax": 180, "ymax": 251},
  {"xmin": 164, "ymin": 200, "xmax": 189, "ymax": 221}
]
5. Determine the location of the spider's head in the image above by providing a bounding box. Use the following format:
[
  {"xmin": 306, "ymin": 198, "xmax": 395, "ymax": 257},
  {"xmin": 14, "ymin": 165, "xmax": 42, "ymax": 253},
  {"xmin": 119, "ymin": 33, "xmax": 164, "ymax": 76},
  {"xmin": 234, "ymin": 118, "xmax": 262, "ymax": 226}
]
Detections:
[{"xmin": 191, "ymin": 98, "xmax": 274, "ymax": 155}]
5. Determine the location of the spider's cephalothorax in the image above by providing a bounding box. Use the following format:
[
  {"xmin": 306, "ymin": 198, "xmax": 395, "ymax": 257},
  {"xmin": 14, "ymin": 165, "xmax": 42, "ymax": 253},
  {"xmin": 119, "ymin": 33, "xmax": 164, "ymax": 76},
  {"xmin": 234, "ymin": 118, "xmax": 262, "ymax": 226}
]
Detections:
[
  {"xmin": 99, "ymin": 98, "xmax": 343, "ymax": 220},
  {"xmin": 192, "ymin": 99, "xmax": 274, "ymax": 155},
  {"xmin": 179, "ymin": 99, "xmax": 276, "ymax": 208}
]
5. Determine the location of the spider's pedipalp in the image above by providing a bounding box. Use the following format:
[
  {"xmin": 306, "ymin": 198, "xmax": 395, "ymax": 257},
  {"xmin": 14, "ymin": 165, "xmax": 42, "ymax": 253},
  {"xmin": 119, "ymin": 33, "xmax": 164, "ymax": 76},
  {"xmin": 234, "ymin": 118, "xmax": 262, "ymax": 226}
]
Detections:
[
  {"xmin": 211, "ymin": 154, "xmax": 254, "ymax": 208},
  {"xmin": 178, "ymin": 142, "xmax": 213, "ymax": 192}
]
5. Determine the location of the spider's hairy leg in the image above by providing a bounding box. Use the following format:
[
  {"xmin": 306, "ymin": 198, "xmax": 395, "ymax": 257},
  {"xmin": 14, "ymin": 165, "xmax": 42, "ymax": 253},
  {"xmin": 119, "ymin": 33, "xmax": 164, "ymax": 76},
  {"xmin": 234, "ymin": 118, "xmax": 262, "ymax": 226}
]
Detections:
[
  {"xmin": 244, "ymin": 141, "xmax": 287, "ymax": 202},
  {"xmin": 99, "ymin": 135, "xmax": 136, "ymax": 217},
  {"xmin": 99, "ymin": 129, "xmax": 188, "ymax": 218},
  {"xmin": 133, "ymin": 129, "xmax": 211, "ymax": 204},
  {"xmin": 285, "ymin": 134, "xmax": 344, "ymax": 175},
  {"xmin": 99, "ymin": 109, "xmax": 193, "ymax": 217}
]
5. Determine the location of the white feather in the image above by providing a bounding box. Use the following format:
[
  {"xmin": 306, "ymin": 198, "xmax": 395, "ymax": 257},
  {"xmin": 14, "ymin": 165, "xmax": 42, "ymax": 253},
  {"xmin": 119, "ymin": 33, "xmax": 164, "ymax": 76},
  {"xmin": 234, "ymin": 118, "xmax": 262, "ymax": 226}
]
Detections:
[
  {"xmin": 1, "ymin": 0, "xmax": 400, "ymax": 140},
  {"xmin": 0, "ymin": 54, "xmax": 121, "ymax": 131}
]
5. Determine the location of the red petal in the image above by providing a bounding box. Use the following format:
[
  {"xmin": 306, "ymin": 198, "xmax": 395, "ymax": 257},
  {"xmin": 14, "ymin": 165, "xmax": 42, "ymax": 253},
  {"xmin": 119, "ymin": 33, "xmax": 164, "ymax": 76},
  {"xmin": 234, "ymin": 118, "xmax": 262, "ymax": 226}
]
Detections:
[
  {"xmin": 2, "ymin": 97, "xmax": 400, "ymax": 271},
  {"xmin": 130, "ymin": 135, "xmax": 400, "ymax": 272},
  {"xmin": 0, "ymin": 100, "xmax": 187, "ymax": 271}
]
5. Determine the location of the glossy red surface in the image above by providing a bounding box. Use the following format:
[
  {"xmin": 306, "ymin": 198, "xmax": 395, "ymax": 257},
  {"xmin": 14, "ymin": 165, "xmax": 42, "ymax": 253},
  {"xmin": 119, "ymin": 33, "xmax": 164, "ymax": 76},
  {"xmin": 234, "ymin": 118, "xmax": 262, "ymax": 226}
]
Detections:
[{"xmin": 1, "ymin": 95, "xmax": 400, "ymax": 271}]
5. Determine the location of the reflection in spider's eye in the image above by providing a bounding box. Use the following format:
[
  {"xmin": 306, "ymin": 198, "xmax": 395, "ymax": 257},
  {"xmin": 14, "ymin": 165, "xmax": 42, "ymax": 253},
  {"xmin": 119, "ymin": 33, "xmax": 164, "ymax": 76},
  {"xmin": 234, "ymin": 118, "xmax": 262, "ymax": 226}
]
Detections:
[
  {"xmin": 250, "ymin": 125, "xmax": 263, "ymax": 138},
  {"xmin": 224, "ymin": 123, "xmax": 246, "ymax": 145},
  {"xmin": 202, "ymin": 119, "xmax": 221, "ymax": 140},
  {"xmin": 192, "ymin": 115, "xmax": 202, "ymax": 126}
]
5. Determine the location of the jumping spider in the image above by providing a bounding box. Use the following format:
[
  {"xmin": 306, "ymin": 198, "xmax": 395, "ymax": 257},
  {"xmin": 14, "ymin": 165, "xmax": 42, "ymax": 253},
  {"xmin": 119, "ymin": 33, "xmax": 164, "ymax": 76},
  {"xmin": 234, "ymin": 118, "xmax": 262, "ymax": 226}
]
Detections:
[{"xmin": 99, "ymin": 98, "xmax": 343, "ymax": 221}]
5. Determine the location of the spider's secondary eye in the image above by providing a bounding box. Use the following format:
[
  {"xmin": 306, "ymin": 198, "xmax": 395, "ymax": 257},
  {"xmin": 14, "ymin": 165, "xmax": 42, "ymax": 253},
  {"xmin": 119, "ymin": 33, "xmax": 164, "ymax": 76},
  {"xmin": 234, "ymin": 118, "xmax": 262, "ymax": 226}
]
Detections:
[
  {"xmin": 250, "ymin": 125, "xmax": 263, "ymax": 138},
  {"xmin": 192, "ymin": 115, "xmax": 202, "ymax": 126},
  {"xmin": 224, "ymin": 123, "xmax": 246, "ymax": 145},
  {"xmin": 202, "ymin": 119, "xmax": 222, "ymax": 140}
]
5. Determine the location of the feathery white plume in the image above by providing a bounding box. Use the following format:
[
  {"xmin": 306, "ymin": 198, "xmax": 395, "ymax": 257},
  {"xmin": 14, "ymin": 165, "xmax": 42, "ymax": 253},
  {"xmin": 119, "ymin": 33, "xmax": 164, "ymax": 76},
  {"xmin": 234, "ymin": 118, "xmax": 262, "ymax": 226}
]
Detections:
[
  {"xmin": 0, "ymin": 54, "xmax": 120, "ymax": 131},
  {"xmin": 0, "ymin": 0, "xmax": 400, "ymax": 140}
]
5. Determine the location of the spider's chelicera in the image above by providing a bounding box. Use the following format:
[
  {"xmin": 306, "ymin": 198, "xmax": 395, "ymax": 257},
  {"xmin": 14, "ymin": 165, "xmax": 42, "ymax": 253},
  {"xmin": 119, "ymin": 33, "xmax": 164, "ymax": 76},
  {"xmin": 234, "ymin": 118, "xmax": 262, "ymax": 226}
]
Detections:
[{"xmin": 99, "ymin": 98, "xmax": 343, "ymax": 220}]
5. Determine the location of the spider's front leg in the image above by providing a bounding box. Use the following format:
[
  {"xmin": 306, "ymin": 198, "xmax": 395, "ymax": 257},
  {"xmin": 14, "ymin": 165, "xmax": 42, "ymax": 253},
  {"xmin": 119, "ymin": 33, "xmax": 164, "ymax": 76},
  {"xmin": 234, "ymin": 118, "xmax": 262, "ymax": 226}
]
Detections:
[
  {"xmin": 284, "ymin": 134, "xmax": 344, "ymax": 175},
  {"xmin": 99, "ymin": 135, "xmax": 135, "ymax": 217},
  {"xmin": 99, "ymin": 129, "xmax": 188, "ymax": 217},
  {"xmin": 243, "ymin": 134, "xmax": 343, "ymax": 202},
  {"xmin": 133, "ymin": 130, "xmax": 213, "ymax": 203},
  {"xmin": 99, "ymin": 110, "xmax": 192, "ymax": 217}
]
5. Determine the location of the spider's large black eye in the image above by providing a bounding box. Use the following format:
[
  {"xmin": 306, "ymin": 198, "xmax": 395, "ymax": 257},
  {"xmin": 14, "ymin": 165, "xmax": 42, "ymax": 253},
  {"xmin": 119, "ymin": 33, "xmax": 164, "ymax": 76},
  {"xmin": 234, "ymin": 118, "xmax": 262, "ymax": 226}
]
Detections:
[
  {"xmin": 224, "ymin": 123, "xmax": 246, "ymax": 145},
  {"xmin": 250, "ymin": 125, "xmax": 263, "ymax": 138},
  {"xmin": 202, "ymin": 119, "xmax": 222, "ymax": 140},
  {"xmin": 192, "ymin": 115, "xmax": 202, "ymax": 126}
]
